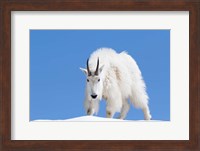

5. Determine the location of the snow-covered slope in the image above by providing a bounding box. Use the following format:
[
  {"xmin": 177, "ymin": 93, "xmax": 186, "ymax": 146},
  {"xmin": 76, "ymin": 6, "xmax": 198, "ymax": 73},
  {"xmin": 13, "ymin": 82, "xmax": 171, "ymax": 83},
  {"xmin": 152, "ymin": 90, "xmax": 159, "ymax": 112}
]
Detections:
[
  {"xmin": 63, "ymin": 116, "xmax": 126, "ymax": 121},
  {"xmin": 34, "ymin": 115, "xmax": 125, "ymax": 121},
  {"xmin": 33, "ymin": 116, "xmax": 157, "ymax": 122}
]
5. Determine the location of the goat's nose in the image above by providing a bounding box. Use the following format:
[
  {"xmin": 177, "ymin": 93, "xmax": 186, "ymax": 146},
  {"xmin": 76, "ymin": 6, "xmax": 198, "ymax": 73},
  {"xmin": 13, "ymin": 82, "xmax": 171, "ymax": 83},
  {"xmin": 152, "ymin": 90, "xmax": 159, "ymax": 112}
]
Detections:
[{"xmin": 91, "ymin": 94, "xmax": 97, "ymax": 99}]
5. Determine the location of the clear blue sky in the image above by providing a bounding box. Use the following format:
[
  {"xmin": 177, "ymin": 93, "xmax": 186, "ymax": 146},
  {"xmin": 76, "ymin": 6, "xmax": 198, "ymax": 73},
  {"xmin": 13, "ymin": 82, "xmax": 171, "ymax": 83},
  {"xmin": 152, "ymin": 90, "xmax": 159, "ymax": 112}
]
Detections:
[{"xmin": 30, "ymin": 30, "xmax": 170, "ymax": 121}]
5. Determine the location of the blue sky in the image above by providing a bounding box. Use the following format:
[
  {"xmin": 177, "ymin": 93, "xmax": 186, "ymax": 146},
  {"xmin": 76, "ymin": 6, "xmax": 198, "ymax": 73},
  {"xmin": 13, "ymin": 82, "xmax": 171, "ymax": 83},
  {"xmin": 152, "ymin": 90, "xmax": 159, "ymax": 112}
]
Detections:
[{"xmin": 30, "ymin": 30, "xmax": 170, "ymax": 121}]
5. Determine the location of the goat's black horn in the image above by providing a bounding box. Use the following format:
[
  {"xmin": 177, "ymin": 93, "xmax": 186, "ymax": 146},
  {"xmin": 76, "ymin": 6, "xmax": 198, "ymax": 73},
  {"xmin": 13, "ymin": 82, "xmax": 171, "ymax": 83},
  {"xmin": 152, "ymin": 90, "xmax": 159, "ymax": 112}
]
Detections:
[
  {"xmin": 95, "ymin": 58, "xmax": 99, "ymax": 75},
  {"xmin": 87, "ymin": 58, "xmax": 91, "ymax": 76}
]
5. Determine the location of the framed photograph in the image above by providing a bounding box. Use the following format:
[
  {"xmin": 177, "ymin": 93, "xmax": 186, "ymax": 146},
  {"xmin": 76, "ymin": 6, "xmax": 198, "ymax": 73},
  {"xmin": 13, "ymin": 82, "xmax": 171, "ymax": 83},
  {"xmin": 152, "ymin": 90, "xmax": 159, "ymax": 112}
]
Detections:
[{"xmin": 1, "ymin": 0, "xmax": 199, "ymax": 150}]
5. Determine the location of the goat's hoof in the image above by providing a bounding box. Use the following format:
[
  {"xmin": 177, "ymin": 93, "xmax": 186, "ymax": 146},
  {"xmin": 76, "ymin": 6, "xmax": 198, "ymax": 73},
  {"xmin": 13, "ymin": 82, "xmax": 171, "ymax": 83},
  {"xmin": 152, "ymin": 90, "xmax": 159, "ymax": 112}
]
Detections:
[
  {"xmin": 87, "ymin": 109, "xmax": 91, "ymax": 115},
  {"xmin": 106, "ymin": 111, "xmax": 112, "ymax": 118},
  {"xmin": 145, "ymin": 114, "xmax": 152, "ymax": 120},
  {"xmin": 117, "ymin": 116, "xmax": 124, "ymax": 120}
]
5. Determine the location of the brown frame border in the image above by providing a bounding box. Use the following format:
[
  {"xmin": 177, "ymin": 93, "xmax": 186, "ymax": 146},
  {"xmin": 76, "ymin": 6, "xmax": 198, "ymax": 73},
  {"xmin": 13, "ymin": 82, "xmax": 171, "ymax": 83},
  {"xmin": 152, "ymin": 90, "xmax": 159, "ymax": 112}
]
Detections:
[{"xmin": 0, "ymin": 0, "xmax": 199, "ymax": 151}]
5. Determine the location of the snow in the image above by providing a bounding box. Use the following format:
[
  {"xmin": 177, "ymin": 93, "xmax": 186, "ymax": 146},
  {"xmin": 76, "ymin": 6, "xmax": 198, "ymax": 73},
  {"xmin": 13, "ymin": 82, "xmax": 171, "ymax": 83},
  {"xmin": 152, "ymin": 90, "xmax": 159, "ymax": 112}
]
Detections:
[
  {"xmin": 33, "ymin": 116, "xmax": 159, "ymax": 122},
  {"xmin": 34, "ymin": 116, "xmax": 125, "ymax": 122}
]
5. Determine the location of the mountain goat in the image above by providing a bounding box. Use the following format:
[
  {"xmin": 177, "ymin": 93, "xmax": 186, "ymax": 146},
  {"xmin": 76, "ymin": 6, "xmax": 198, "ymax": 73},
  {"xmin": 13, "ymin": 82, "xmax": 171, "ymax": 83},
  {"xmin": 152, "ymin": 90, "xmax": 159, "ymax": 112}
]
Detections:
[{"xmin": 80, "ymin": 48, "xmax": 151, "ymax": 120}]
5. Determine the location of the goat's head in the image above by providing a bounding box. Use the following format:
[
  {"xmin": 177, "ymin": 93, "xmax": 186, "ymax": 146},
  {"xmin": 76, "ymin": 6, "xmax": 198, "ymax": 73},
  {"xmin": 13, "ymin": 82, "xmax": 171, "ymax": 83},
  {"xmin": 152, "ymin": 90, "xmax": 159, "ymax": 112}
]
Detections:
[{"xmin": 80, "ymin": 58, "xmax": 104, "ymax": 100}]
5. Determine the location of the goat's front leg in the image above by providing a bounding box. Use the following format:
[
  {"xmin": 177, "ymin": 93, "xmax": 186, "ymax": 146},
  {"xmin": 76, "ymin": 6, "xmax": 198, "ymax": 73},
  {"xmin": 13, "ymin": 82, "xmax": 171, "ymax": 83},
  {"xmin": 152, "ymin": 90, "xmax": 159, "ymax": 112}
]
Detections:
[
  {"xmin": 87, "ymin": 108, "xmax": 95, "ymax": 115},
  {"xmin": 105, "ymin": 88, "xmax": 123, "ymax": 118},
  {"xmin": 106, "ymin": 109, "xmax": 115, "ymax": 118},
  {"xmin": 84, "ymin": 99, "xmax": 99, "ymax": 116},
  {"xmin": 106, "ymin": 99, "xmax": 122, "ymax": 118}
]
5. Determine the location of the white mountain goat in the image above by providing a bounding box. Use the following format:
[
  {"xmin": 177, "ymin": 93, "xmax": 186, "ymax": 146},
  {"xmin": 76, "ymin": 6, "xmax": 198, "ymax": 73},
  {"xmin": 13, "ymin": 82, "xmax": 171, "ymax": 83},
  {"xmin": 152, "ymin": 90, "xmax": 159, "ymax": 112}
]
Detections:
[{"xmin": 80, "ymin": 48, "xmax": 151, "ymax": 120}]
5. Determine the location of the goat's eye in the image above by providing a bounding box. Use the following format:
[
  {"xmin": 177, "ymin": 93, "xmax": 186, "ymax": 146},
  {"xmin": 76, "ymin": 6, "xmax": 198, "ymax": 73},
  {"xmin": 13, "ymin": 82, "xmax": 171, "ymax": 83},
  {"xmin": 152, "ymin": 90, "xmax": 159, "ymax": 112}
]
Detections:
[
  {"xmin": 87, "ymin": 79, "xmax": 89, "ymax": 82},
  {"xmin": 98, "ymin": 79, "xmax": 100, "ymax": 82}
]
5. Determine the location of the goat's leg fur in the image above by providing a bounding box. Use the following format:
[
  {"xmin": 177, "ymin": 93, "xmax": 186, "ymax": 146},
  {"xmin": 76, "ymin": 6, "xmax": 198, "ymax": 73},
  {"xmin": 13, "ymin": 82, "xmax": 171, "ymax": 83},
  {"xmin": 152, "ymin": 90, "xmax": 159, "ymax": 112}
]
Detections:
[
  {"xmin": 105, "ymin": 86, "xmax": 123, "ymax": 118},
  {"xmin": 106, "ymin": 102, "xmax": 116, "ymax": 118},
  {"xmin": 118, "ymin": 99, "xmax": 130, "ymax": 119},
  {"xmin": 130, "ymin": 93, "xmax": 152, "ymax": 120},
  {"xmin": 142, "ymin": 104, "xmax": 152, "ymax": 120},
  {"xmin": 106, "ymin": 110, "xmax": 114, "ymax": 118}
]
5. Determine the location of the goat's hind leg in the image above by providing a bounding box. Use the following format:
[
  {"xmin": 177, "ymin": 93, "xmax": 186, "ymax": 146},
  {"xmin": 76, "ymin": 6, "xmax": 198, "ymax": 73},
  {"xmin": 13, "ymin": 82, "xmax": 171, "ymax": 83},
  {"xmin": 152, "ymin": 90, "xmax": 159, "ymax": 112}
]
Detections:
[
  {"xmin": 118, "ymin": 99, "xmax": 130, "ymax": 119},
  {"xmin": 142, "ymin": 104, "xmax": 152, "ymax": 120},
  {"xmin": 129, "ymin": 96, "xmax": 152, "ymax": 120}
]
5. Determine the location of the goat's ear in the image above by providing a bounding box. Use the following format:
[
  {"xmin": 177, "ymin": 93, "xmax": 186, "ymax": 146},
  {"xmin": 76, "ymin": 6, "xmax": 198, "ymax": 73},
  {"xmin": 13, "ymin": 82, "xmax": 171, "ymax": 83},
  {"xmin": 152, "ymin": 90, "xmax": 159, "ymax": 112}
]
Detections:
[
  {"xmin": 99, "ymin": 65, "xmax": 104, "ymax": 74},
  {"xmin": 80, "ymin": 67, "xmax": 88, "ymax": 75}
]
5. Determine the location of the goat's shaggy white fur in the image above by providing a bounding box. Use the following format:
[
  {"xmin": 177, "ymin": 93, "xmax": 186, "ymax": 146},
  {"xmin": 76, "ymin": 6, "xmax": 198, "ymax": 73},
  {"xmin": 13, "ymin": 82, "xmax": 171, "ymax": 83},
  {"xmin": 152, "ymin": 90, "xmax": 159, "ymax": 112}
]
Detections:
[{"xmin": 80, "ymin": 48, "xmax": 151, "ymax": 120}]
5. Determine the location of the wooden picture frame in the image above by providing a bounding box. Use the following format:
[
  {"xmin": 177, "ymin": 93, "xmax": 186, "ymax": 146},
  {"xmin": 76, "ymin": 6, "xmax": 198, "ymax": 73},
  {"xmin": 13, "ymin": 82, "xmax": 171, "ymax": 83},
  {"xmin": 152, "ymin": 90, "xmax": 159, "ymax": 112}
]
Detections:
[{"xmin": 0, "ymin": 0, "xmax": 199, "ymax": 150}]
